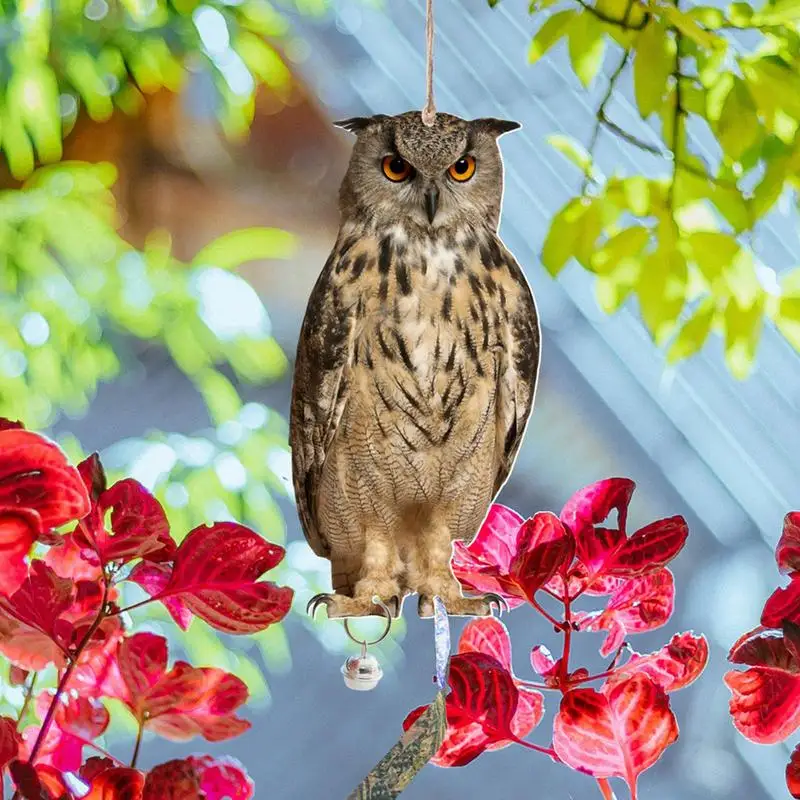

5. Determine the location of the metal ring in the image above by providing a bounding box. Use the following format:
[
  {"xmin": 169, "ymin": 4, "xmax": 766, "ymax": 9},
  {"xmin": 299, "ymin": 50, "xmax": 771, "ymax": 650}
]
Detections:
[{"xmin": 343, "ymin": 597, "xmax": 393, "ymax": 647}]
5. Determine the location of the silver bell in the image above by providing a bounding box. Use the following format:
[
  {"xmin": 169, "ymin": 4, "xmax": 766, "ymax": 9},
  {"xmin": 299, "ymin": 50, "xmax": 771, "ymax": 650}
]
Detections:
[{"xmin": 341, "ymin": 652, "xmax": 383, "ymax": 691}]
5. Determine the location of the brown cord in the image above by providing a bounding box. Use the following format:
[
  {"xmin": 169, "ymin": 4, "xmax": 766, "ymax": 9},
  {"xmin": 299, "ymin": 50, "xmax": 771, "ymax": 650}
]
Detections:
[{"xmin": 421, "ymin": 0, "xmax": 436, "ymax": 126}]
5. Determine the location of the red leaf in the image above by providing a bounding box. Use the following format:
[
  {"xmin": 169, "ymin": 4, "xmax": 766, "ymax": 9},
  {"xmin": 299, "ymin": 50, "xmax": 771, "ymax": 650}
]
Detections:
[
  {"xmin": 148, "ymin": 523, "xmax": 293, "ymax": 634},
  {"xmin": 575, "ymin": 570, "xmax": 675, "ymax": 657},
  {"xmin": 452, "ymin": 509, "xmax": 573, "ymax": 608},
  {"xmin": 553, "ymin": 674, "xmax": 678, "ymax": 797},
  {"xmin": 9, "ymin": 666, "xmax": 28, "ymax": 686},
  {"xmin": 78, "ymin": 455, "xmax": 107, "ymax": 503},
  {"xmin": 81, "ymin": 757, "xmax": 117, "ymax": 782},
  {"xmin": 127, "ymin": 563, "xmax": 192, "ymax": 631},
  {"xmin": 530, "ymin": 645, "xmax": 561, "ymax": 683},
  {"xmin": 77, "ymin": 479, "xmax": 175, "ymax": 567},
  {"xmin": 451, "ymin": 505, "xmax": 527, "ymax": 609},
  {"xmin": 725, "ymin": 666, "xmax": 800, "ymax": 744},
  {"xmin": 187, "ymin": 755, "xmax": 254, "ymax": 800},
  {"xmin": 608, "ymin": 632, "xmax": 709, "ymax": 692},
  {"xmin": 143, "ymin": 759, "xmax": 201, "ymax": 799},
  {"xmin": 0, "ymin": 508, "xmax": 41, "ymax": 596},
  {"xmin": 0, "ymin": 419, "xmax": 24, "ymax": 432},
  {"xmin": 788, "ymin": 745, "xmax": 800, "ymax": 799},
  {"xmin": 83, "ymin": 767, "xmax": 145, "ymax": 800},
  {"xmin": 777, "ymin": 513, "xmax": 800, "ymax": 573},
  {"xmin": 0, "ymin": 716, "xmax": 21, "ymax": 770},
  {"xmin": 402, "ymin": 653, "xmax": 522, "ymax": 767},
  {"xmin": 507, "ymin": 513, "xmax": 574, "ymax": 602},
  {"xmin": 458, "ymin": 617, "xmax": 511, "ymax": 670},
  {"xmin": 112, "ymin": 633, "xmax": 250, "ymax": 742},
  {"xmin": 560, "ymin": 478, "xmax": 635, "ymax": 562},
  {"xmin": 0, "ymin": 562, "xmax": 73, "ymax": 670},
  {"xmin": 0, "ymin": 428, "xmax": 90, "ymax": 532},
  {"xmin": 606, "ymin": 517, "xmax": 688, "ymax": 578},
  {"xmin": 728, "ymin": 628, "xmax": 794, "ymax": 669},
  {"xmin": 762, "ymin": 576, "xmax": 800, "ymax": 628}
]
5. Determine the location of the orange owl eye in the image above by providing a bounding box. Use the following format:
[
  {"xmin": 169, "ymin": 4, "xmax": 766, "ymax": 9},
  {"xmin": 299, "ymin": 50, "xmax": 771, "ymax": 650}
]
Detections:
[
  {"xmin": 382, "ymin": 155, "xmax": 413, "ymax": 182},
  {"xmin": 448, "ymin": 155, "xmax": 476, "ymax": 182}
]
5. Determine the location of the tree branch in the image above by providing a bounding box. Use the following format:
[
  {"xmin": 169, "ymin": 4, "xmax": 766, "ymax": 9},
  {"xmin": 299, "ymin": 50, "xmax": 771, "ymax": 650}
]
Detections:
[{"xmin": 574, "ymin": 0, "xmax": 648, "ymax": 30}]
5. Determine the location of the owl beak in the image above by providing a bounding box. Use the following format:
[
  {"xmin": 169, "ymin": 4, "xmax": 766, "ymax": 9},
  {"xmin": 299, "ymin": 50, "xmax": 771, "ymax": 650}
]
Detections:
[{"xmin": 424, "ymin": 187, "xmax": 439, "ymax": 224}]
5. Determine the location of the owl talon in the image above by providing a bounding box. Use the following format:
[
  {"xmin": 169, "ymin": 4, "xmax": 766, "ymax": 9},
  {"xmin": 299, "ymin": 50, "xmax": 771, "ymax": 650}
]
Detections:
[
  {"xmin": 484, "ymin": 593, "xmax": 508, "ymax": 616},
  {"xmin": 306, "ymin": 593, "xmax": 334, "ymax": 618}
]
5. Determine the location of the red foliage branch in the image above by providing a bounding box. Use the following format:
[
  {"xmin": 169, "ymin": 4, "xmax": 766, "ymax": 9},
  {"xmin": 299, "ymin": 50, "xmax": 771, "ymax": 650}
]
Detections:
[
  {"xmin": 406, "ymin": 477, "xmax": 709, "ymax": 800},
  {"xmin": 726, "ymin": 511, "xmax": 800, "ymax": 797},
  {"xmin": 0, "ymin": 419, "xmax": 293, "ymax": 799}
]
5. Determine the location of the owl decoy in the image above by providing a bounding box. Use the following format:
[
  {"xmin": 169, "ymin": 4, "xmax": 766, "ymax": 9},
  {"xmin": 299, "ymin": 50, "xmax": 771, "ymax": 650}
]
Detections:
[{"xmin": 291, "ymin": 111, "xmax": 540, "ymax": 620}]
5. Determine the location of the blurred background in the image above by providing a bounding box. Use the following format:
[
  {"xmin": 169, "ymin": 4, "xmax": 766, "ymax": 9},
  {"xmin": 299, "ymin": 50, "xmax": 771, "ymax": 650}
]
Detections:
[{"xmin": 1, "ymin": 0, "xmax": 800, "ymax": 797}]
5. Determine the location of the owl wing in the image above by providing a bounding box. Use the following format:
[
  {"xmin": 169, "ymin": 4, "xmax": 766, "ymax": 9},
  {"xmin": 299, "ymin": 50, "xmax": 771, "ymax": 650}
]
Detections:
[
  {"xmin": 289, "ymin": 242, "xmax": 357, "ymax": 558},
  {"xmin": 492, "ymin": 245, "xmax": 541, "ymax": 497}
]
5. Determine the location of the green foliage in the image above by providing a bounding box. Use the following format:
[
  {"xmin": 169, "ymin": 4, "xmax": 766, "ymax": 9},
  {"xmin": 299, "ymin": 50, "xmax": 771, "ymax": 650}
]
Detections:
[
  {"xmin": 0, "ymin": 0, "xmax": 297, "ymax": 177},
  {"xmin": 508, "ymin": 0, "xmax": 800, "ymax": 377}
]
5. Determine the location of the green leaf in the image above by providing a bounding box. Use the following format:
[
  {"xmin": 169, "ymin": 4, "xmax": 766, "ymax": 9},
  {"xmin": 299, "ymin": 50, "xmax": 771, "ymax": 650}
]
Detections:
[
  {"xmin": 752, "ymin": 0, "xmax": 800, "ymax": 25},
  {"xmin": 348, "ymin": 692, "xmax": 447, "ymax": 800},
  {"xmin": 686, "ymin": 5, "xmax": 726, "ymax": 27},
  {"xmin": 716, "ymin": 77, "xmax": 759, "ymax": 160},
  {"xmin": 541, "ymin": 198, "xmax": 604, "ymax": 275},
  {"xmin": 667, "ymin": 296, "xmax": 716, "ymax": 362},
  {"xmin": 686, "ymin": 231, "xmax": 740, "ymax": 284},
  {"xmin": 660, "ymin": 4, "xmax": 725, "ymax": 50},
  {"xmin": 622, "ymin": 177, "xmax": 652, "ymax": 216},
  {"xmin": 723, "ymin": 294, "xmax": 763, "ymax": 379},
  {"xmin": 568, "ymin": 12, "xmax": 606, "ymax": 88},
  {"xmin": 528, "ymin": 10, "xmax": 576, "ymax": 64},
  {"xmin": 196, "ymin": 369, "xmax": 242, "ymax": 424},
  {"xmin": 752, "ymin": 155, "xmax": 789, "ymax": 220},
  {"xmin": 591, "ymin": 227, "xmax": 650, "ymax": 275},
  {"xmin": 546, "ymin": 134, "xmax": 592, "ymax": 174},
  {"xmin": 775, "ymin": 296, "xmax": 800, "ymax": 352},
  {"xmin": 191, "ymin": 227, "xmax": 296, "ymax": 269},
  {"xmin": 633, "ymin": 20, "xmax": 676, "ymax": 118},
  {"xmin": 637, "ymin": 243, "xmax": 688, "ymax": 345}
]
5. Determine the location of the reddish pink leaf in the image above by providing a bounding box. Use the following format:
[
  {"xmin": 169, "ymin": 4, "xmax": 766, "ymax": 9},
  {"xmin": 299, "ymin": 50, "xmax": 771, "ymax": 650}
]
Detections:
[
  {"xmin": 128, "ymin": 563, "xmax": 192, "ymax": 631},
  {"xmin": 606, "ymin": 517, "xmax": 688, "ymax": 577},
  {"xmin": 0, "ymin": 428, "xmax": 90, "ymax": 532},
  {"xmin": 81, "ymin": 757, "xmax": 117, "ymax": 782},
  {"xmin": 0, "ymin": 716, "xmax": 21, "ymax": 770},
  {"xmin": 0, "ymin": 561, "xmax": 73, "ymax": 670},
  {"xmin": 0, "ymin": 508, "xmax": 41, "ymax": 596},
  {"xmin": 553, "ymin": 674, "xmax": 678, "ymax": 797},
  {"xmin": 110, "ymin": 633, "xmax": 250, "ymax": 743},
  {"xmin": 187, "ymin": 755, "xmax": 254, "ymax": 800},
  {"xmin": 78, "ymin": 454, "xmax": 107, "ymax": 503},
  {"xmin": 9, "ymin": 666, "xmax": 28, "ymax": 686},
  {"xmin": 143, "ymin": 759, "xmax": 202, "ymax": 799},
  {"xmin": 0, "ymin": 419, "xmax": 24, "ymax": 432},
  {"xmin": 403, "ymin": 652, "xmax": 523, "ymax": 767},
  {"xmin": 24, "ymin": 691, "xmax": 109, "ymax": 771},
  {"xmin": 146, "ymin": 523, "xmax": 293, "ymax": 634},
  {"xmin": 44, "ymin": 532, "xmax": 102, "ymax": 583},
  {"xmin": 560, "ymin": 478, "xmax": 635, "ymax": 561},
  {"xmin": 451, "ymin": 504, "xmax": 527, "ymax": 609},
  {"xmin": 457, "ymin": 617, "xmax": 512, "ymax": 670},
  {"xmin": 608, "ymin": 632, "xmax": 709, "ymax": 692},
  {"xmin": 725, "ymin": 665, "xmax": 800, "ymax": 744},
  {"xmin": 575, "ymin": 570, "xmax": 675, "ymax": 657},
  {"xmin": 76, "ymin": 478, "xmax": 175, "ymax": 567},
  {"xmin": 777, "ymin": 513, "xmax": 800, "ymax": 573},
  {"xmin": 788, "ymin": 745, "xmax": 800, "ymax": 799},
  {"xmin": 762, "ymin": 576, "xmax": 800, "ymax": 628},
  {"xmin": 72, "ymin": 625, "xmax": 128, "ymax": 701},
  {"xmin": 530, "ymin": 645, "xmax": 560, "ymax": 682}
]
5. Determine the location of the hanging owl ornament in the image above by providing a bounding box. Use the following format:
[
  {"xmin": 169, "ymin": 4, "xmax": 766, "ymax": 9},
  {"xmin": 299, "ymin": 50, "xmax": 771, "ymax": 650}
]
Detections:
[{"xmin": 289, "ymin": 7, "xmax": 540, "ymax": 690}]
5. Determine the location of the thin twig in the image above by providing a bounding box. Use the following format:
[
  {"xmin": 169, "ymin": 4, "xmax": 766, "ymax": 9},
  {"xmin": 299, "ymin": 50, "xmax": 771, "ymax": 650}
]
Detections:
[
  {"xmin": 669, "ymin": 22, "xmax": 685, "ymax": 211},
  {"xmin": 130, "ymin": 718, "xmax": 145, "ymax": 769},
  {"xmin": 16, "ymin": 674, "xmax": 37, "ymax": 727},
  {"xmin": 530, "ymin": 598, "xmax": 563, "ymax": 629}
]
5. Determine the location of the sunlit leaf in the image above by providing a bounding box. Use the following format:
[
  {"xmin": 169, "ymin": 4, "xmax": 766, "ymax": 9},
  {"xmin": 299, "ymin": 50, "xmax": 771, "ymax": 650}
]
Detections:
[
  {"xmin": 633, "ymin": 20, "xmax": 676, "ymax": 118},
  {"xmin": 528, "ymin": 10, "xmax": 576, "ymax": 65},
  {"xmin": 568, "ymin": 12, "xmax": 606, "ymax": 88},
  {"xmin": 667, "ymin": 297, "xmax": 716, "ymax": 362}
]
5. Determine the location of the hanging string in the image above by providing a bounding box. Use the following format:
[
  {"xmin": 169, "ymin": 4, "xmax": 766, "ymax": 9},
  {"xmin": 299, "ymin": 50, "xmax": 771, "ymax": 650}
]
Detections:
[{"xmin": 421, "ymin": 0, "xmax": 436, "ymax": 126}]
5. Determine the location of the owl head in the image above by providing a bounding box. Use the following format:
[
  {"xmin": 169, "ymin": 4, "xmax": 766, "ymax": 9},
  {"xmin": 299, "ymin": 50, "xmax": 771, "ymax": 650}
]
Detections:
[{"xmin": 335, "ymin": 111, "xmax": 519, "ymax": 232}]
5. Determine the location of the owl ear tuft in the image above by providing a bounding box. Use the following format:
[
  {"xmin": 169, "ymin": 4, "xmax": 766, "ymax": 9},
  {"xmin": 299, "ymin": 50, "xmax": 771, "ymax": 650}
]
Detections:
[
  {"xmin": 474, "ymin": 118, "xmax": 522, "ymax": 137},
  {"xmin": 333, "ymin": 115, "xmax": 388, "ymax": 135}
]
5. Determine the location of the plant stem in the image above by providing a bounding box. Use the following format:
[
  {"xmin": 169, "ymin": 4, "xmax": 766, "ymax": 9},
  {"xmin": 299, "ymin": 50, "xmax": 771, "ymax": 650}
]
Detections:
[
  {"xmin": 668, "ymin": 22, "xmax": 685, "ymax": 212},
  {"xmin": 510, "ymin": 735, "xmax": 559, "ymax": 760},
  {"xmin": 562, "ymin": 595, "xmax": 574, "ymax": 678},
  {"xmin": 11, "ymin": 581, "xmax": 109, "ymax": 800},
  {"xmin": 516, "ymin": 680, "xmax": 554, "ymax": 691},
  {"xmin": 597, "ymin": 777, "xmax": 617, "ymax": 799},
  {"xmin": 130, "ymin": 718, "xmax": 145, "ymax": 769},
  {"xmin": 574, "ymin": 0, "xmax": 648, "ymax": 30},
  {"xmin": 16, "ymin": 674, "xmax": 37, "ymax": 727},
  {"xmin": 530, "ymin": 598, "xmax": 563, "ymax": 629}
]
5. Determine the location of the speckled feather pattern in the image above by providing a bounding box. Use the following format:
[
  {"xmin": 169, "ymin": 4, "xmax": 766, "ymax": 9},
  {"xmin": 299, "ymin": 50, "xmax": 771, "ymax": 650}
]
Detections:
[{"xmin": 290, "ymin": 111, "xmax": 540, "ymax": 617}]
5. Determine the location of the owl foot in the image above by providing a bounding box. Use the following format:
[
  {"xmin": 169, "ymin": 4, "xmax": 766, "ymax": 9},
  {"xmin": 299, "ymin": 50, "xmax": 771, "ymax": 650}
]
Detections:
[
  {"xmin": 417, "ymin": 593, "xmax": 506, "ymax": 618},
  {"xmin": 307, "ymin": 593, "xmax": 402, "ymax": 620}
]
